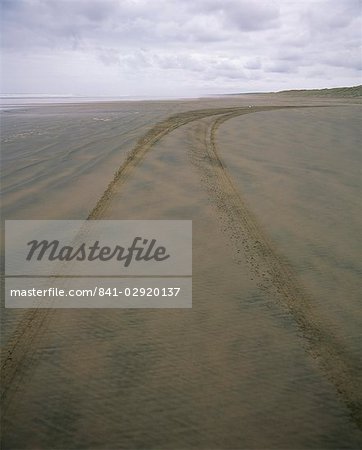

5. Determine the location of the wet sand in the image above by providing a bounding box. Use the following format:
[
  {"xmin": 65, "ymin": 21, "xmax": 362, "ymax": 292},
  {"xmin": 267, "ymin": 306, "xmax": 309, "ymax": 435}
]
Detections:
[{"xmin": 1, "ymin": 95, "xmax": 362, "ymax": 449}]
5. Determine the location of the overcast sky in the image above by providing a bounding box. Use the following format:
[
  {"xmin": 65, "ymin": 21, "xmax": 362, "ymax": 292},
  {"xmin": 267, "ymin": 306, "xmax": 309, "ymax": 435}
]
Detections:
[{"xmin": 1, "ymin": 0, "xmax": 361, "ymax": 97}]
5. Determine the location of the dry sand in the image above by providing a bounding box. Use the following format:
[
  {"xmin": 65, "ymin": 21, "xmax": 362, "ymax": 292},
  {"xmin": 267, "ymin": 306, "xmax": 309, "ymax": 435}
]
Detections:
[{"xmin": 1, "ymin": 95, "xmax": 361, "ymax": 449}]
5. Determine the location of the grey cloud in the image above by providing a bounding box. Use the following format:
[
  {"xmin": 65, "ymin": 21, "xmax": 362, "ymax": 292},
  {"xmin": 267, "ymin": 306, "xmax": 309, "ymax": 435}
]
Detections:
[
  {"xmin": 222, "ymin": 1, "xmax": 279, "ymax": 31},
  {"xmin": 154, "ymin": 54, "xmax": 205, "ymax": 72},
  {"xmin": 209, "ymin": 59, "xmax": 247, "ymax": 79},
  {"xmin": 244, "ymin": 58, "xmax": 262, "ymax": 70},
  {"xmin": 0, "ymin": 0, "xmax": 281, "ymax": 52},
  {"xmin": 265, "ymin": 61, "xmax": 298, "ymax": 74},
  {"xmin": 0, "ymin": 0, "xmax": 361, "ymax": 95},
  {"xmin": 187, "ymin": 0, "xmax": 279, "ymax": 31},
  {"xmin": 302, "ymin": 0, "xmax": 361, "ymax": 31},
  {"xmin": 323, "ymin": 52, "xmax": 362, "ymax": 71}
]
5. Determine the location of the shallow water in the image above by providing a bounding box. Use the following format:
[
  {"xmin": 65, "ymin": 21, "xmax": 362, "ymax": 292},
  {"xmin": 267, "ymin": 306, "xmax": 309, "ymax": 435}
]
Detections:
[{"xmin": 1, "ymin": 102, "xmax": 192, "ymax": 220}]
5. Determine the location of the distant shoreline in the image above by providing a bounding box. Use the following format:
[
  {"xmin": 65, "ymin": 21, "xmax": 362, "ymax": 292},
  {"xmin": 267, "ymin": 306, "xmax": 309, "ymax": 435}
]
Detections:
[{"xmin": 2, "ymin": 85, "xmax": 361, "ymax": 104}]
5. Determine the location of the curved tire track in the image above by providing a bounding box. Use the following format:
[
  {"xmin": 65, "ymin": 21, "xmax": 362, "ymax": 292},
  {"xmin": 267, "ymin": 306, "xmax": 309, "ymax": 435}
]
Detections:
[{"xmin": 86, "ymin": 106, "xmax": 289, "ymax": 219}]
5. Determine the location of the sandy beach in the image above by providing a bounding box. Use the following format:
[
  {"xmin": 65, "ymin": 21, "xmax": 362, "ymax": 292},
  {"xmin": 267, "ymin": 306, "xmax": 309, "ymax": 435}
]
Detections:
[{"xmin": 1, "ymin": 94, "xmax": 362, "ymax": 449}]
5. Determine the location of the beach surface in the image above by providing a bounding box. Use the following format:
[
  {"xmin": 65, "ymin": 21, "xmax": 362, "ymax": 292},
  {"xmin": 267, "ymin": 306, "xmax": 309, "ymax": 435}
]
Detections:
[{"xmin": 1, "ymin": 94, "xmax": 361, "ymax": 449}]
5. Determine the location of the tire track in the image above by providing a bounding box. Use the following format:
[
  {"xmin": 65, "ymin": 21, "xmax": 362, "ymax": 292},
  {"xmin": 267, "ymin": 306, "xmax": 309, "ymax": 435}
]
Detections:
[
  {"xmin": 86, "ymin": 106, "xmax": 289, "ymax": 219},
  {"xmin": 190, "ymin": 110, "xmax": 362, "ymax": 429}
]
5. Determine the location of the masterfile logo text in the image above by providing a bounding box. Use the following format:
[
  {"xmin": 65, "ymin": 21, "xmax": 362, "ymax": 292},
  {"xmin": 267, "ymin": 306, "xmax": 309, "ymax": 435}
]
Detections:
[{"xmin": 5, "ymin": 220, "xmax": 192, "ymax": 308}]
